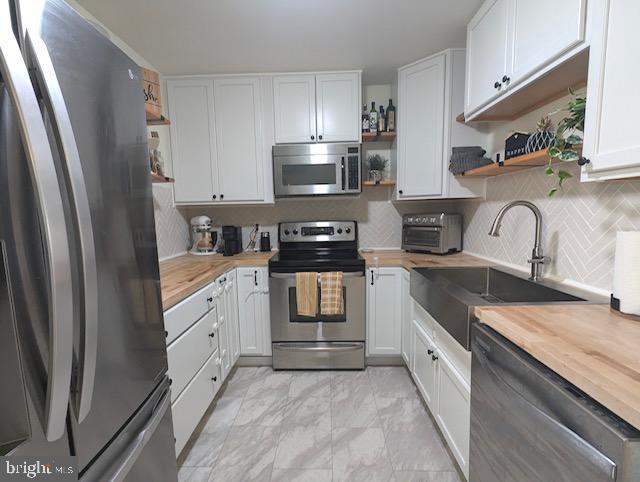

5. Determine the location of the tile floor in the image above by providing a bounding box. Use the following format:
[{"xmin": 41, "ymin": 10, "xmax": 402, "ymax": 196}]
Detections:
[{"xmin": 178, "ymin": 366, "xmax": 462, "ymax": 482}]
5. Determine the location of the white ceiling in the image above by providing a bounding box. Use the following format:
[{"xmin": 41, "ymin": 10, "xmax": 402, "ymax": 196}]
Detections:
[{"xmin": 75, "ymin": 0, "xmax": 483, "ymax": 84}]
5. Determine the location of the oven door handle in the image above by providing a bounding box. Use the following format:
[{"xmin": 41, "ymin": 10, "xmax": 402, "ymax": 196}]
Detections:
[
  {"xmin": 405, "ymin": 226, "xmax": 442, "ymax": 231},
  {"xmin": 273, "ymin": 343, "xmax": 363, "ymax": 352},
  {"xmin": 269, "ymin": 272, "xmax": 363, "ymax": 279}
]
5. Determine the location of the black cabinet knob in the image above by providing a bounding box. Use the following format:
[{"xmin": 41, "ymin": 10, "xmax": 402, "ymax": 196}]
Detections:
[
  {"xmin": 220, "ymin": 194, "xmax": 224, "ymax": 200},
  {"xmin": 427, "ymin": 349, "xmax": 433, "ymax": 355},
  {"xmin": 164, "ymin": 330, "xmax": 168, "ymax": 338},
  {"xmin": 209, "ymin": 332, "xmax": 215, "ymax": 338},
  {"xmin": 212, "ymin": 194, "xmax": 217, "ymax": 200},
  {"xmin": 502, "ymin": 75, "xmax": 510, "ymax": 83},
  {"xmin": 211, "ymin": 376, "xmax": 217, "ymax": 382},
  {"xmin": 578, "ymin": 157, "xmax": 591, "ymax": 166},
  {"xmin": 431, "ymin": 354, "xmax": 438, "ymax": 362},
  {"xmin": 494, "ymin": 81, "xmax": 502, "ymax": 89},
  {"xmin": 207, "ymin": 297, "xmax": 213, "ymax": 302},
  {"xmin": 319, "ymin": 135, "xmax": 323, "ymax": 140},
  {"xmin": 311, "ymin": 135, "xmax": 315, "ymax": 140},
  {"xmin": 398, "ymin": 189, "xmax": 403, "ymax": 195}
]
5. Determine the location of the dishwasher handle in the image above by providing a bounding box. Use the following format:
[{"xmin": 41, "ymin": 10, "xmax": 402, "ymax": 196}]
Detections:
[{"xmin": 475, "ymin": 343, "xmax": 617, "ymax": 480}]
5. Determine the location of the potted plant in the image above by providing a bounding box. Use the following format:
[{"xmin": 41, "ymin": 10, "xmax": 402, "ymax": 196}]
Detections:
[
  {"xmin": 526, "ymin": 116, "xmax": 555, "ymax": 154},
  {"xmin": 366, "ymin": 154, "xmax": 389, "ymax": 184},
  {"xmin": 545, "ymin": 91, "xmax": 588, "ymax": 196}
]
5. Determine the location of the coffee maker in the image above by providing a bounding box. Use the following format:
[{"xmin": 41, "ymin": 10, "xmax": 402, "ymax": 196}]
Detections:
[
  {"xmin": 190, "ymin": 216, "xmax": 217, "ymax": 255},
  {"xmin": 222, "ymin": 226, "xmax": 242, "ymax": 256}
]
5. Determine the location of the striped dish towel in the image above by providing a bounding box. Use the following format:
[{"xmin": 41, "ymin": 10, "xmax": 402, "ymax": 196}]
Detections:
[
  {"xmin": 296, "ymin": 272, "xmax": 318, "ymax": 317},
  {"xmin": 320, "ymin": 272, "xmax": 344, "ymax": 315}
]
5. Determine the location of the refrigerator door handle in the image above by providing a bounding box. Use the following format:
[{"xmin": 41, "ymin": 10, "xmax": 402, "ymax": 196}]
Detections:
[
  {"xmin": 107, "ymin": 388, "xmax": 171, "ymax": 482},
  {"xmin": 0, "ymin": 3, "xmax": 74, "ymax": 441},
  {"xmin": 25, "ymin": 30, "xmax": 99, "ymax": 423}
]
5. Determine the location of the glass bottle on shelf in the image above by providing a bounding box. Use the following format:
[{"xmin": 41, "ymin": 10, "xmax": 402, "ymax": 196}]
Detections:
[
  {"xmin": 362, "ymin": 104, "xmax": 369, "ymax": 133},
  {"xmin": 386, "ymin": 99, "xmax": 396, "ymax": 132},
  {"xmin": 378, "ymin": 105, "xmax": 385, "ymax": 133},
  {"xmin": 369, "ymin": 102, "xmax": 378, "ymax": 135}
]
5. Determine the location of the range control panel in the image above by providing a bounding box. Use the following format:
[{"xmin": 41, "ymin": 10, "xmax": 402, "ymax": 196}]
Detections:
[{"xmin": 279, "ymin": 221, "xmax": 357, "ymax": 243}]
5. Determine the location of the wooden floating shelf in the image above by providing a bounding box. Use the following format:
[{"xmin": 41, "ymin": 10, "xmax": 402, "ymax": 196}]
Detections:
[
  {"xmin": 363, "ymin": 179, "xmax": 396, "ymax": 186},
  {"xmin": 151, "ymin": 171, "xmax": 175, "ymax": 183},
  {"xmin": 147, "ymin": 116, "xmax": 171, "ymax": 126},
  {"xmin": 456, "ymin": 146, "xmax": 581, "ymax": 177},
  {"xmin": 362, "ymin": 131, "xmax": 396, "ymax": 142}
]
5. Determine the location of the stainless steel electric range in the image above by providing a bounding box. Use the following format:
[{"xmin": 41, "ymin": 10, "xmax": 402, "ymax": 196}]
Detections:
[{"xmin": 268, "ymin": 221, "xmax": 366, "ymax": 370}]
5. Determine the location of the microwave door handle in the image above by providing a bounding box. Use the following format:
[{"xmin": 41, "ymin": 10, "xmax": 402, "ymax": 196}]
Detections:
[
  {"xmin": 26, "ymin": 31, "xmax": 98, "ymax": 423},
  {"xmin": 341, "ymin": 156, "xmax": 346, "ymax": 190},
  {"xmin": 0, "ymin": 6, "xmax": 74, "ymax": 442}
]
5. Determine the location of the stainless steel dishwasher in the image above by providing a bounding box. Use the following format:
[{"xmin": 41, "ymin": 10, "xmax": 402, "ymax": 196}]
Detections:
[{"xmin": 470, "ymin": 323, "xmax": 640, "ymax": 482}]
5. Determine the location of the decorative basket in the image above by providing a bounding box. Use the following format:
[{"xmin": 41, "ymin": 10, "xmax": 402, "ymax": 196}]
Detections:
[{"xmin": 525, "ymin": 130, "xmax": 555, "ymax": 153}]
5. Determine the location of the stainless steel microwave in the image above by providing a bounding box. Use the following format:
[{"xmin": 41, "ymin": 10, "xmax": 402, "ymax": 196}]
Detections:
[
  {"xmin": 273, "ymin": 143, "xmax": 361, "ymax": 197},
  {"xmin": 402, "ymin": 213, "xmax": 462, "ymax": 254}
]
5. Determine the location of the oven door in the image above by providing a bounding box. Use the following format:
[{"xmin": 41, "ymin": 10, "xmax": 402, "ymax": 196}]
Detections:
[
  {"xmin": 274, "ymin": 154, "xmax": 344, "ymax": 196},
  {"xmin": 402, "ymin": 226, "xmax": 444, "ymax": 252},
  {"xmin": 269, "ymin": 272, "xmax": 365, "ymax": 341}
]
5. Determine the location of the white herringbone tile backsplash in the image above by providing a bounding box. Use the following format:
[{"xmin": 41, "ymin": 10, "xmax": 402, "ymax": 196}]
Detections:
[{"xmin": 460, "ymin": 163, "xmax": 640, "ymax": 292}]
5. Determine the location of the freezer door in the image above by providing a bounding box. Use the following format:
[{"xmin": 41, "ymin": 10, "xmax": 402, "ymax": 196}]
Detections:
[
  {"xmin": 15, "ymin": 0, "xmax": 168, "ymax": 471},
  {"xmin": 82, "ymin": 377, "xmax": 178, "ymax": 482}
]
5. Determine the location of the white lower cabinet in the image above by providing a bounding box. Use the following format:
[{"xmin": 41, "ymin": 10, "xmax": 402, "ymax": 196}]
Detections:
[
  {"xmin": 401, "ymin": 269, "xmax": 412, "ymax": 366},
  {"xmin": 411, "ymin": 319, "xmax": 437, "ymax": 411},
  {"xmin": 366, "ymin": 267, "xmax": 403, "ymax": 356},
  {"xmin": 237, "ymin": 267, "xmax": 271, "ymax": 356},
  {"xmin": 436, "ymin": 352, "xmax": 471, "ymax": 478},
  {"xmin": 408, "ymin": 297, "xmax": 471, "ymax": 479},
  {"xmin": 164, "ymin": 267, "xmax": 244, "ymax": 457},
  {"xmin": 171, "ymin": 351, "xmax": 221, "ymax": 455}
]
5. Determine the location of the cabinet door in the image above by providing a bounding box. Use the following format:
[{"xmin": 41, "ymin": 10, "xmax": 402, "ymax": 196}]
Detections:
[
  {"xmin": 398, "ymin": 54, "xmax": 446, "ymax": 198},
  {"xmin": 511, "ymin": 0, "xmax": 586, "ymax": 82},
  {"xmin": 237, "ymin": 267, "xmax": 270, "ymax": 355},
  {"xmin": 213, "ymin": 77, "xmax": 264, "ymax": 202},
  {"xmin": 218, "ymin": 316, "xmax": 231, "ymax": 381},
  {"xmin": 315, "ymin": 73, "xmax": 360, "ymax": 142},
  {"xmin": 273, "ymin": 75, "xmax": 317, "ymax": 143},
  {"xmin": 582, "ymin": 0, "xmax": 640, "ymax": 180},
  {"xmin": 401, "ymin": 270, "xmax": 412, "ymax": 366},
  {"xmin": 436, "ymin": 353, "xmax": 471, "ymax": 479},
  {"xmin": 465, "ymin": 0, "xmax": 512, "ymax": 114},
  {"xmin": 367, "ymin": 268, "xmax": 402, "ymax": 356},
  {"xmin": 167, "ymin": 79, "xmax": 217, "ymax": 203},
  {"xmin": 224, "ymin": 270, "xmax": 241, "ymax": 365},
  {"xmin": 411, "ymin": 320, "xmax": 437, "ymax": 410}
]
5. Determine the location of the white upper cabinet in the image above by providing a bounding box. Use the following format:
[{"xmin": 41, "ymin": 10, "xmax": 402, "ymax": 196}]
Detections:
[
  {"xmin": 167, "ymin": 79, "xmax": 216, "ymax": 203},
  {"xmin": 315, "ymin": 73, "xmax": 361, "ymax": 143},
  {"xmin": 273, "ymin": 72, "xmax": 361, "ymax": 144},
  {"xmin": 166, "ymin": 75, "xmax": 273, "ymax": 205},
  {"xmin": 398, "ymin": 49, "xmax": 486, "ymax": 200},
  {"xmin": 398, "ymin": 54, "xmax": 446, "ymax": 198},
  {"xmin": 465, "ymin": 0, "xmax": 588, "ymax": 120},
  {"xmin": 213, "ymin": 77, "xmax": 264, "ymax": 202},
  {"xmin": 582, "ymin": 0, "xmax": 640, "ymax": 181},
  {"xmin": 465, "ymin": 0, "xmax": 512, "ymax": 115},
  {"xmin": 273, "ymin": 75, "xmax": 317, "ymax": 143},
  {"xmin": 511, "ymin": 0, "xmax": 586, "ymax": 82}
]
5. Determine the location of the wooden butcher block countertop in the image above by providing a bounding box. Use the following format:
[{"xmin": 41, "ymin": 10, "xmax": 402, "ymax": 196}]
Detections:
[
  {"xmin": 475, "ymin": 304, "xmax": 640, "ymax": 430},
  {"xmin": 360, "ymin": 249, "xmax": 490, "ymax": 269},
  {"xmin": 159, "ymin": 252, "xmax": 276, "ymax": 310}
]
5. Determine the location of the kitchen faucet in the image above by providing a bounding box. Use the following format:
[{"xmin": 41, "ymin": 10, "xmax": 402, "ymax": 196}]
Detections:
[{"xmin": 488, "ymin": 200, "xmax": 550, "ymax": 281}]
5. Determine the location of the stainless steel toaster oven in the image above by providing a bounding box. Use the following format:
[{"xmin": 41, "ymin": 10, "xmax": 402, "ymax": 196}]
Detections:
[{"xmin": 401, "ymin": 213, "xmax": 462, "ymax": 254}]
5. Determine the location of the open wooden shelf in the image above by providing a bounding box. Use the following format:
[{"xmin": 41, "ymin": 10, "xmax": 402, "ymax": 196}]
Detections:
[
  {"xmin": 362, "ymin": 131, "xmax": 396, "ymax": 142},
  {"xmin": 147, "ymin": 116, "xmax": 171, "ymax": 126},
  {"xmin": 151, "ymin": 171, "xmax": 174, "ymax": 183},
  {"xmin": 456, "ymin": 147, "xmax": 581, "ymax": 177},
  {"xmin": 363, "ymin": 179, "xmax": 396, "ymax": 186}
]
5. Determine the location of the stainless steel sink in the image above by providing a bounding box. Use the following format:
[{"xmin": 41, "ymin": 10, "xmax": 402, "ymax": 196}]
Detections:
[{"xmin": 410, "ymin": 266, "xmax": 605, "ymax": 351}]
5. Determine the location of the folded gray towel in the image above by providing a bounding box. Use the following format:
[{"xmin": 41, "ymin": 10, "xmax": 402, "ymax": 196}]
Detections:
[{"xmin": 449, "ymin": 146, "xmax": 493, "ymax": 175}]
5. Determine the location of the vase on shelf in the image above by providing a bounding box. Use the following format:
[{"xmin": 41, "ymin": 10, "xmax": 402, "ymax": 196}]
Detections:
[{"xmin": 526, "ymin": 116, "xmax": 555, "ymax": 153}]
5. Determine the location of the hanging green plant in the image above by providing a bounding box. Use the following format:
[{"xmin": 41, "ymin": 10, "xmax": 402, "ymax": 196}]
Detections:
[{"xmin": 545, "ymin": 90, "xmax": 588, "ymax": 196}]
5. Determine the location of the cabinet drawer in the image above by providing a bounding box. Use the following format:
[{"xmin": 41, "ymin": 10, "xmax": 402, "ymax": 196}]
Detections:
[
  {"xmin": 164, "ymin": 283, "xmax": 214, "ymax": 344},
  {"xmin": 172, "ymin": 351, "xmax": 222, "ymax": 456},
  {"xmin": 167, "ymin": 307, "xmax": 218, "ymax": 401}
]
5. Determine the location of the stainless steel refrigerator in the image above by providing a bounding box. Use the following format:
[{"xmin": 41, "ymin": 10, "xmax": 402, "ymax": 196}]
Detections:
[{"xmin": 0, "ymin": 0, "xmax": 178, "ymax": 479}]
